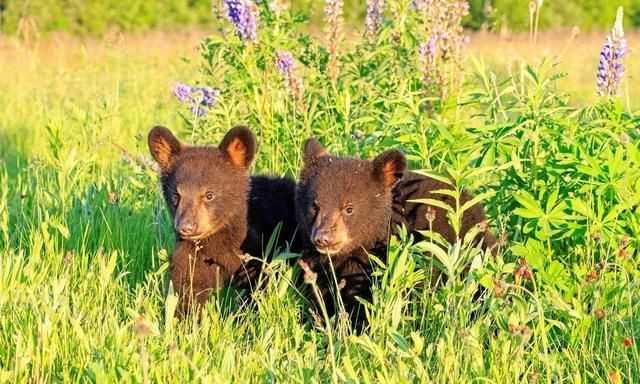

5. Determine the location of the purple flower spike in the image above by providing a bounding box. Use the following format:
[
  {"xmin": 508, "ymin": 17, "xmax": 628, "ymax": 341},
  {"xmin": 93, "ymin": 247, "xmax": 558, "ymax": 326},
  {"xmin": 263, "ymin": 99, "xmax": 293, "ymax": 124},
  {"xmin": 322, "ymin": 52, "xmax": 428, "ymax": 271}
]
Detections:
[
  {"xmin": 420, "ymin": 35, "xmax": 438, "ymax": 58},
  {"xmin": 597, "ymin": 7, "xmax": 627, "ymax": 97},
  {"xmin": 275, "ymin": 51, "xmax": 295, "ymax": 77},
  {"xmin": 597, "ymin": 37, "xmax": 627, "ymax": 96},
  {"xmin": 199, "ymin": 87, "xmax": 220, "ymax": 107},
  {"xmin": 274, "ymin": 51, "xmax": 304, "ymax": 100},
  {"xmin": 365, "ymin": 0, "xmax": 385, "ymax": 38},
  {"xmin": 172, "ymin": 83, "xmax": 220, "ymax": 117},
  {"xmin": 324, "ymin": 0, "xmax": 343, "ymax": 20},
  {"xmin": 173, "ymin": 83, "xmax": 192, "ymax": 103},
  {"xmin": 324, "ymin": 0, "xmax": 343, "ymax": 82},
  {"xmin": 224, "ymin": 0, "xmax": 258, "ymax": 42},
  {"xmin": 412, "ymin": 0, "xmax": 426, "ymax": 11},
  {"xmin": 419, "ymin": 35, "xmax": 440, "ymax": 89}
]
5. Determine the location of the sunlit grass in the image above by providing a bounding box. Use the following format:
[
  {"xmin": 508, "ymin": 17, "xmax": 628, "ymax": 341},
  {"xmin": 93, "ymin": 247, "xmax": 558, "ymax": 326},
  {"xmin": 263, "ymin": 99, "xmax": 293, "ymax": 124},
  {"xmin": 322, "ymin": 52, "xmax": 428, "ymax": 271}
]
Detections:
[{"xmin": 468, "ymin": 30, "xmax": 640, "ymax": 109}]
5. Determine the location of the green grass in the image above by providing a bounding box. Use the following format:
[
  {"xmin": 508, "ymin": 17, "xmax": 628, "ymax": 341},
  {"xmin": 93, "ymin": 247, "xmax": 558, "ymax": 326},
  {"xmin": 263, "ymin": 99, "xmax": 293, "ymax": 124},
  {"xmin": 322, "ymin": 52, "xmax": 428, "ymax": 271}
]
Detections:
[{"xmin": 0, "ymin": 7, "xmax": 639, "ymax": 383}]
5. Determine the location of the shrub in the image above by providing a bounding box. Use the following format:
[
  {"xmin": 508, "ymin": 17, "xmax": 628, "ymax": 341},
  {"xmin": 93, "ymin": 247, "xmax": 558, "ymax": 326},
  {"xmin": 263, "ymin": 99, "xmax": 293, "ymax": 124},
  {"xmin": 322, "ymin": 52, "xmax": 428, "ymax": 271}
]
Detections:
[{"xmin": 165, "ymin": 3, "xmax": 640, "ymax": 379}]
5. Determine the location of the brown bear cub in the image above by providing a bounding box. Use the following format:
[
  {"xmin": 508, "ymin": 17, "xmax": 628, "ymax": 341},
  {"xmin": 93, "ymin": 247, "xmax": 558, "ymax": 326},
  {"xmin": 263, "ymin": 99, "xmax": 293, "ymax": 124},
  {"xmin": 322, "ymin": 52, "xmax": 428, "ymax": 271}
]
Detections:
[
  {"xmin": 148, "ymin": 126, "xmax": 299, "ymax": 315},
  {"xmin": 295, "ymin": 138, "xmax": 496, "ymax": 330}
]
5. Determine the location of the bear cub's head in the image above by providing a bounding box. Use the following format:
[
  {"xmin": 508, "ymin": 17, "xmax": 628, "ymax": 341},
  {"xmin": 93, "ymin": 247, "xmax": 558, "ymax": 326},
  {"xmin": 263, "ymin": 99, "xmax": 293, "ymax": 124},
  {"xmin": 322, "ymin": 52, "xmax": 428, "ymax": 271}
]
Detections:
[
  {"xmin": 148, "ymin": 126, "xmax": 256, "ymax": 241},
  {"xmin": 295, "ymin": 138, "xmax": 406, "ymax": 257}
]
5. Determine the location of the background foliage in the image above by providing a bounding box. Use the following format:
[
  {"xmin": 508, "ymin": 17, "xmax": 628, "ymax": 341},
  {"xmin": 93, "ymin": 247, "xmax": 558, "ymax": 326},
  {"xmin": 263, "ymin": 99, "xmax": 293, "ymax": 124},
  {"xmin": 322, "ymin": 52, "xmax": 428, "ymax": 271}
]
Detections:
[
  {"xmin": 0, "ymin": 0, "xmax": 212, "ymax": 35},
  {"xmin": 2, "ymin": 0, "xmax": 640, "ymax": 36},
  {"xmin": 0, "ymin": 0, "xmax": 638, "ymax": 382}
]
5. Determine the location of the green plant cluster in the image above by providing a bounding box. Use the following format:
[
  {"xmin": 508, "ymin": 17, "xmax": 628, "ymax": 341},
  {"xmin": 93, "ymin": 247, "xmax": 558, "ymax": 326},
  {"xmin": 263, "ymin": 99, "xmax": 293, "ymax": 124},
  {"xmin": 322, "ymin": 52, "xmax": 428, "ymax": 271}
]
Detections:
[{"xmin": 175, "ymin": 2, "xmax": 640, "ymax": 380}]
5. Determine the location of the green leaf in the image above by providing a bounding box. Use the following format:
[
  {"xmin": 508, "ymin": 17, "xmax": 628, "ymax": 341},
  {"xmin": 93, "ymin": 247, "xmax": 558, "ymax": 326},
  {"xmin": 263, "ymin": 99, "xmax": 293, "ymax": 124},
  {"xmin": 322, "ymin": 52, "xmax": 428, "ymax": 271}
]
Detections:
[
  {"xmin": 513, "ymin": 190, "xmax": 544, "ymax": 217},
  {"xmin": 525, "ymin": 248, "xmax": 545, "ymax": 271},
  {"xmin": 412, "ymin": 170, "xmax": 453, "ymax": 186},
  {"xmin": 460, "ymin": 190, "xmax": 496, "ymax": 215},
  {"xmin": 569, "ymin": 198, "xmax": 592, "ymax": 219},
  {"xmin": 409, "ymin": 198, "xmax": 454, "ymax": 213},
  {"xmin": 513, "ymin": 207, "xmax": 541, "ymax": 219},
  {"xmin": 545, "ymin": 189, "xmax": 559, "ymax": 213}
]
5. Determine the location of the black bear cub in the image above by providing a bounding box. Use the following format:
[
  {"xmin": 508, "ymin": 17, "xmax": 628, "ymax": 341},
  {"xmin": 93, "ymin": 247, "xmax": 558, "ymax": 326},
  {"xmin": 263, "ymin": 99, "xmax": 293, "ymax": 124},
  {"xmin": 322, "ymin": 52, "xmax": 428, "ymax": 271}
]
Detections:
[
  {"xmin": 295, "ymin": 138, "xmax": 496, "ymax": 330},
  {"xmin": 148, "ymin": 126, "xmax": 299, "ymax": 315}
]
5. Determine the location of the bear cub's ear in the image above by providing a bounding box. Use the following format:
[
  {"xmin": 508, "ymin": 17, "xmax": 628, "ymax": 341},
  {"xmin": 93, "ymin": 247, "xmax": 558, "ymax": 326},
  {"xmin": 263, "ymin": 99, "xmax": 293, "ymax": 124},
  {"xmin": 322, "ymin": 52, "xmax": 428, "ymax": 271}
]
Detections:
[
  {"xmin": 302, "ymin": 138, "xmax": 328, "ymax": 166},
  {"xmin": 148, "ymin": 126, "xmax": 183, "ymax": 172},
  {"xmin": 372, "ymin": 149, "xmax": 407, "ymax": 189},
  {"xmin": 219, "ymin": 126, "xmax": 257, "ymax": 169}
]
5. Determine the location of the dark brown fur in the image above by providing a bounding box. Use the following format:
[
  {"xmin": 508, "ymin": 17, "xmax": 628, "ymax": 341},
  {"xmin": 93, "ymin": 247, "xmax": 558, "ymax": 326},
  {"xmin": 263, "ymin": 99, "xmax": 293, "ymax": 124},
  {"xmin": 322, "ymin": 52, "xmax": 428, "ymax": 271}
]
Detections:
[
  {"xmin": 149, "ymin": 126, "xmax": 300, "ymax": 315},
  {"xmin": 295, "ymin": 139, "xmax": 496, "ymax": 330}
]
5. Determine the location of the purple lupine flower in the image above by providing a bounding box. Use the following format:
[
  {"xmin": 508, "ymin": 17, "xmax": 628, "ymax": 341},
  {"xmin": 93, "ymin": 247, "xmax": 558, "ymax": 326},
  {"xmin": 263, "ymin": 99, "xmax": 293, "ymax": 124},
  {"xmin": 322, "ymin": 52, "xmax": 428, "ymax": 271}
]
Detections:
[
  {"xmin": 365, "ymin": 0, "xmax": 385, "ymax": 38},
  {"xmin": 324, "ymin": 0, "xmax": 343, "ymax": 82},
  {"xmin": 597, "ymin": 7, "xmax": 627, "ymax": 97},
  {"xmin": 412, "ymin": 0, "xmax": 427, "ymax": 11},
  {"xmin": 224, "ymin": 0, "xmax": 258, "ymax": 42},
  {"xmin": 596, "ymin": 37, "xmax": 627, "ymax": 96},
  {"xmin": 274, "ymin": 51, "xmax": 304, "ymax": 100},
  {"xmin": 172, "ymin": 83, "xmax": 220, "ymax": 117},
  {"xmin": 324, "ymin": 0, "xmax": 343, "ymax": 19},
  {"xmin": 173, "ymin": 83, "xmax": 192, "ymax": 103},
  {"xmin": 420, "ymin": 35, "xmax": 438, "ymax": 58},
  {"xmin": 419, "ymin": 35, "xmax": 440, "ymax": 89},
  {"xmin": 199, "ymin": 87, "xmax": 220, "ymax": 107},
  {"xmin": 275, "ymin": 51, "xmax": 294, "ymax": 77}
]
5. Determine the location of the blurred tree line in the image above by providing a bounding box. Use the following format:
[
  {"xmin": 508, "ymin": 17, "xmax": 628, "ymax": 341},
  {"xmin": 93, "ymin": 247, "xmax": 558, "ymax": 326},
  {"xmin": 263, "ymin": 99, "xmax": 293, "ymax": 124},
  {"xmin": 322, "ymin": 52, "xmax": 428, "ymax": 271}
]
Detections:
[
  {"xmin": 468, "ymin": 0, "xmax": 640, "ymax": 31},
  {"xmin": 0, "ymin": 0, "xmax": 212, "ymax": 35},
  {"xmin": 0, "ymin": 0, "xmax": 638, "ymax": 36}
]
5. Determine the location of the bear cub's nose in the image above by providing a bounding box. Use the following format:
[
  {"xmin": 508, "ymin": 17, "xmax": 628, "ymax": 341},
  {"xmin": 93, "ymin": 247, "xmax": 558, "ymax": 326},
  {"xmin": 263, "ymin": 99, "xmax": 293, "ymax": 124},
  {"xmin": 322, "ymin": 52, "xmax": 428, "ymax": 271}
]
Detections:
[
  {"xmin": 312, "ymin": 231, "xmax": 334, "ymax": 248},
  {"xmin": 177, "ymin": 222, "xmax": 198, "ymax": 237}
]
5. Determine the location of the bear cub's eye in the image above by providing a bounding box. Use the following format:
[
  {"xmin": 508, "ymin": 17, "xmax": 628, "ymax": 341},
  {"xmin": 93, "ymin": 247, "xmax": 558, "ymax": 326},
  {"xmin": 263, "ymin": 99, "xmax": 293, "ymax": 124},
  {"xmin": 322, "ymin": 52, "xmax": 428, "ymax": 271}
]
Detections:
[
  {"xmin": 343, "ymin": 205, "xmax": 354, "ymax": 215},
  {"xmin": 205, "ymin": 191, "xmax": 216, "ymax": 202}
]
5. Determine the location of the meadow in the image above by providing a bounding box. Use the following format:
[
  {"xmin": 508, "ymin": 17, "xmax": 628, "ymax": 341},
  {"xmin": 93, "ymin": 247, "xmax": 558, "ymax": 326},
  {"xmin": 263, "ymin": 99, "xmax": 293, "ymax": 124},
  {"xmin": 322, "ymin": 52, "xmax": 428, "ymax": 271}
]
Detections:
[{"xmin": 0, "ymin": 2, "xmax": 639, "ymax": 383}]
